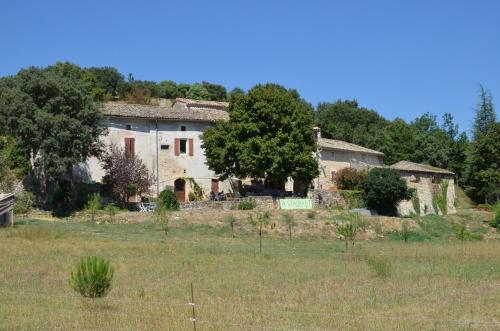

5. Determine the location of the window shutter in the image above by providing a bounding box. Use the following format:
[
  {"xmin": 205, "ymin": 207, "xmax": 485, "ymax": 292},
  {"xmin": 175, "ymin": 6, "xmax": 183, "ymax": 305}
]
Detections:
[
  {"xmin": 124, "ymin": 138, "xmax": 131, "ymax": 157},
  {"xmin": 174, "ymin": 138, "xmax": 180, "ymax": 156},
  {"xmin": 130, "ymin": 138, "xmax": 135, "ymax": 156},
  {"xmin": 188, "ymin": 139, "xmax": 194, "ymax": 156}
]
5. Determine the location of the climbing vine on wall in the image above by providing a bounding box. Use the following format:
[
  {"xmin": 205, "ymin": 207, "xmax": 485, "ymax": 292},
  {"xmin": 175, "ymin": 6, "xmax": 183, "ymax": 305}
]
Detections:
[
  {"xmin": 432, "ymin": 180, "xmax": 449, "ymax": 215},
  {"xmin": 411, "ymin": 191, "xmax": 421, "ymax": 216},
  {"xmin": 185, "ymin": 177, "xmax": 204, "ymax": 201}
]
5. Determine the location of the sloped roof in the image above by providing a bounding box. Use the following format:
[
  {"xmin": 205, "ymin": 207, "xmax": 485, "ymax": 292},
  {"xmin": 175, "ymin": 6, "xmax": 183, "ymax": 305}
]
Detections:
[
  {"xmin": 101, "ymin": 102, "xmax": 229, "ymax": 123},
  {"xmin": 174, "ymin": 98, "xmax": 229, "ymax": 110},
  {"xmin": 319, "ymin": 138, "xmax": 385, "ymax": 156},
  {"xmin": 390, "ymin": 161, "xmax": 454, "ymax": 175}
]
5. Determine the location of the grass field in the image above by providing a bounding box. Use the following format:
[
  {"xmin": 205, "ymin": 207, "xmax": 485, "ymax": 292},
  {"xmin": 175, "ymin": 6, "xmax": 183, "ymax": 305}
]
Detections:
[{"xmin": 1, "ymin": 209, "xmax": 499, "ymax": 330}]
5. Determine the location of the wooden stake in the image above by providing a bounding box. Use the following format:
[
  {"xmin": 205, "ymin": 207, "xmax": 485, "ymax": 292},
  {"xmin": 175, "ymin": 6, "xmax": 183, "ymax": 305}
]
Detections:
[{"xmin": 190, "ymin": 282, "xmax": 196, "ymax": 331}]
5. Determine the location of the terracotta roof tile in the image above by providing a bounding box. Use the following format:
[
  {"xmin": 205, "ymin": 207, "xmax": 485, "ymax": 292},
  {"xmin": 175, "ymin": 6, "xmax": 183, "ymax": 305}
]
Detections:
[
  {"xmin": 319, "ymin": 138, "xmax": 385, "ymax": 156},
  {"xmin": 390, "ymin": 161, "xmax": 454, "ymax": 175},
  {"xmin": 174, "ymin": 98, "xmax": 229, "ymax": 110},
  {"xmin": 101, "ymin": 102, "xmax": 229, "ymax": 123}
]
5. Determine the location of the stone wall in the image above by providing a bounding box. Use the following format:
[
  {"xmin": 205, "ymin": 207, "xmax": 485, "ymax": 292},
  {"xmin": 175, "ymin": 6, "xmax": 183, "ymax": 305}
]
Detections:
[
  {"xmin": 397, "ymin": 172, "xmax": 456, "ymax": 216},
  {"xmin": 180, "ymin": 196, "xmax": 277, "ymax": 210}
]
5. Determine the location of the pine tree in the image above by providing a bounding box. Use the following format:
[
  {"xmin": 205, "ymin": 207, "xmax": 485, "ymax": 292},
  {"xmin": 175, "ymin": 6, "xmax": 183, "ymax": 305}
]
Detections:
[{"xmin": 473, "ymin": 85, "xmax": 496, "ymax": 139}]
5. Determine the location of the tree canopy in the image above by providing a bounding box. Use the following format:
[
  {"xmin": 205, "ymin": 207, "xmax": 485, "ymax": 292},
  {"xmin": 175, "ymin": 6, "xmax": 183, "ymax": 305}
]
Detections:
[
  {"xmin": 201, "ymin": 84, "xmax": 319, "ymax": 185},
  {"xmin": 0, "ymin": 62, "xmax": 107, "ymax": 182}
]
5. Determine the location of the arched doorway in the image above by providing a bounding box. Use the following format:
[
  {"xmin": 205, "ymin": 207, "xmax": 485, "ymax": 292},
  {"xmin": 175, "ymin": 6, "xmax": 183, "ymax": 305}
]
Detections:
[{"xmin": 174, "ymin": 178, "xmax": 186, "ymax": 202}]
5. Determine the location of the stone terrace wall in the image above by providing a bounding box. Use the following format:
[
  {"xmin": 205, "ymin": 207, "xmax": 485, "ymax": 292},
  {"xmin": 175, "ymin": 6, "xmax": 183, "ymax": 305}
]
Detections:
[{"xmin": 180, "ymin": 196, "xmax": 277, "ymax": 210}]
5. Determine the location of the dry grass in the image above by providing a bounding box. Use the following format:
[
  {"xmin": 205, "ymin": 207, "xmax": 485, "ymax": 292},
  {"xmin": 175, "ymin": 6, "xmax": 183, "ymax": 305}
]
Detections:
[{"xmin": 1, "ymin": 211, "xmax": 500, "ymax": 330}]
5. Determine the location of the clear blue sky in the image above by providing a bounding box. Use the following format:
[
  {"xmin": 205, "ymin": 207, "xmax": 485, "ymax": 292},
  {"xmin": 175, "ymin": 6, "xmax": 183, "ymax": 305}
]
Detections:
[{"xmin": 1, "ymin": 0, "xmax": 499, "ymax": 133}]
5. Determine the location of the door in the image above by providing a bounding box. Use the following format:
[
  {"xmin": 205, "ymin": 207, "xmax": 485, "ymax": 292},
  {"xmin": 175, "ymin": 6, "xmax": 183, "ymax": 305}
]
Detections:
[
  {"xmin": 211, "ymin": 179, "xmax": 219, "ymax": 195},
  {"xmin": 174, "ymin": 178, "xmax": 186, "ymax": 202}
]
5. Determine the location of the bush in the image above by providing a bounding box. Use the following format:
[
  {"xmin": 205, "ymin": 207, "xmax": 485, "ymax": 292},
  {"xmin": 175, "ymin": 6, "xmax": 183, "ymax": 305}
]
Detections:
[
  {"xmin": 154, "ymin": 205, "xmax": 170, "ymax": 237},
  {"xmin": 158, "ymin": 188, "xmax": 179, "ymax": 210},
  {"xmin": 490, "ymin": 204, "xmax": 500, "ymax": 229},
  {"xmin": 339, "ymin": 190, "xmax": 365, "ymax": 209},
  {"xmin": 237, "ymin": 198, "xmax": 256, "ymax": 210},
  {"xmin": 336, "ymin": 168, "xmax": 366, "ymax": 190},
  {"xmin": 362, "ymin": 168, "xmax": 413, "ymax": 216},
  {"xmin": 70, "ymin": 256, "xmax": 114, "ymax": 298},
  {"xmin": 477, "ymin": 204, "xmax": 494, "ymax": 211},
  {"xmin": 13, "ymin": 191, "xmax": 34, "ymax": 217}
]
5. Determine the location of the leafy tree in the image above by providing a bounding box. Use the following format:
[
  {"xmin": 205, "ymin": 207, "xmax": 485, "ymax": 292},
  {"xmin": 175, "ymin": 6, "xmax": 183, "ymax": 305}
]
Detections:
[
  {"xmin": 0, "ymin": 62, "xmax": 106, "ymax": 207},
  {"xmin": 176, "ymin": 83, "xmax": 190, "ymax": 98},
  {"xmin": 225, "ymin": 215, "xmax": 237, "ymax": 237},
  {"xmin": 85, "ymin": 193, "xmax": 102, "ymax": 222},
  {"xmin": 101, "ymin": 144, "xmax": 151, "ymax": 206},
  {"xmin": 316, "ymin": 100, "xmax": 388, "ymax": 147},
  {"xmin": 464, "ymin": 123, "xmax": 500, "ymax": 203},
  {"xmin": 248, "ymin": 211, "xmax": 270, "ymax": 253},
  {"xmin": 228, "ymin": 87, "xmax": 245, "ymax": 102},
  {"xmin": 282, "ymin": 213, "xmax": 296, "ymax": 243},
  {"xmin": 186, "ymin": 83, "xmax": 210, "ymax": 100},
  {"xmin": 85, "ymin": 67, "xmax": 125, "ymax": 101},
  {"xmin": 158, "ymin": 188, "xmax": 179, "ymax": 210},
  {"xmin": 157, "ymin": 80, "xmax": 178, "ymax": 99},
  {"xmin": 13, "ymin": 191, "xmax": 34, "ymax": 218},
  {"xmin": 473, "ymin": 85, "xmax": 496, "ymax": 139},
  {"xmin": 362, "ymin": 168, "xmax": 413, "ymax": 216},
  {"xmin": 372, "ymin": 119, "xmax": 417, "ymax": 165},
  {"xmin": 201, "ymin": 84, "xmax": 319, "ymax": 186},
  {"xmin": 201, "ymin": 81, "xmax": 227, "ymax": 101}
]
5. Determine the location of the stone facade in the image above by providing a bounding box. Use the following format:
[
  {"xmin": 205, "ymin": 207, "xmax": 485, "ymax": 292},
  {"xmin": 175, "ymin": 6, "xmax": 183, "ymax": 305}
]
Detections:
[
  {"xmin": 85, "ymin": 100, "xmax": 232, "ymax": 201},
  {"xmin": 396, "ymin": 172, "xmax": 456, "ymax": 216}
]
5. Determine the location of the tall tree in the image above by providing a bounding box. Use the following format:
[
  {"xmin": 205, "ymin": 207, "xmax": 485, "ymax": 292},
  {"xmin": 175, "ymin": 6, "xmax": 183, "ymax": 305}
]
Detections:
[
  {"xmin": 473, "ymin": 85, "xmax": 497, "ymax": 139},
  {"xmin": 86, "ymin": 67, "xmax": 125, "ymax": 101},
  {"xmin": 464, "ymin": 123, "xmax": 500, "ymax": 203},
  {"xmin": 0, "ymin": 62, "xmax": 107, "ymax": 205},
  {"xmin": 186, "ymin": 83, "xmax": 210, "ymax": 100},
  {"xmin": 316, "ymin": 100, "xmax": 388, "ymax": 148},
  {"xmin": 372, "ymin": 119, "xmax": 417, "ymax": 165},
  {"xmin": 201, "ymin": 84, "xmax": 319, "ymax": 186},
  {"xmin": 201, "ymin": 81, "xmax": 227, "ymax": 101}
]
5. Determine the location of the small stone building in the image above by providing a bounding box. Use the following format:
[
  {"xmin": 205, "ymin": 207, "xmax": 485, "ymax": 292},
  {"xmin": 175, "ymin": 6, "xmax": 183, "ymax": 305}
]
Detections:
[
  {"xmin": 315, "ymin": 136, "xmax": 385, "ymax": 190},
  {"xmin": 389, "ymin": 161, "xmax": 456, "ymax": 216},
  {"xmin": 86, "ymin": 98, "xmax": 232, "ymax": 202}
]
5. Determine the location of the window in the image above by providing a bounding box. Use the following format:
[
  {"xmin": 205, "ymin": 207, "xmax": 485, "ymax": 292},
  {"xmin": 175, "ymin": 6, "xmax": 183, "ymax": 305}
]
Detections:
[
  {"xmin": 180, "ymin": 125, "xmax": 187, "ymax": 131},
  {"xmin": 179, "ymin": 139, "xmax": 187, "ymax": 154},
  {"xmin": 160, "ymin": 144, "xmax": 169, "ymax": 150},
  {"xmin": 125, "ymin": 124, "xmax": 132, "ymax": 130}
]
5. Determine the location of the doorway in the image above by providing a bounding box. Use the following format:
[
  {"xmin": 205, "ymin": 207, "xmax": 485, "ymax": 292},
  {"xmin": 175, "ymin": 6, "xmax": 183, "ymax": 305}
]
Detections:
[
  {"xmin": 174, "ymin": 178, "xmax": 186, "ymax": 202},
  {"xmin": 211, "ymin": 179, "xmax": 219, "ymax": 195}
]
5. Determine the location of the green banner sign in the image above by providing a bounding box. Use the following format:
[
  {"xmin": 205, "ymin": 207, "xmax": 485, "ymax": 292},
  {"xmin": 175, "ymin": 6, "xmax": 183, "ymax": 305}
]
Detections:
[{"xmin": 279, "ymin": 199, "xmax": 313, "ymax": 210}]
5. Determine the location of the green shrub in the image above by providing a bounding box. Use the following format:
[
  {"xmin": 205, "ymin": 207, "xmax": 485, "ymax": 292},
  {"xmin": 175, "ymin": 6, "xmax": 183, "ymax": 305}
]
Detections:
[
  {"xmin": 158, "ymin": 188, "xmax": 179, "ymax": 210},
  {"xmin": 490, "ymin": 204, "xmax": 500, "ymax": 229},
  {"xmin": 362, "ymin": 168, "xmax": 413, "ymax": 216},
  {"xmin": 237, "ymin": 198, "xmax": 256, "ymax": 210},
  {"xmin": 13, "ymin": 191, "xmax": 34, "ymax": 217},
  {"xmin": 70, "ymin": 256, "xmax": 114, "ymax": 298},
  {"xmin": 85, "ymin": 193, "xmax": 102, "ymax": 222},
  {"xmin": 432, "ymin": 180, "xmax": 449, "ymax": 215},
  {"xmin": 339, "ymin": 190, "xmax": 365, "ymax": 209},
  {"xmin": 336, "ymin": 168, "xmax": 366, "ymax": 190},
  {"xmin": 400, "ymin": 220, "xmax": 411, "ymax": 243},
  {"xmin": 336, "ymin": 214, "xmax": 361, "ymax": 250},
  {"xmin": 411, "ymin": 192, "xmax": 421, "ymax": 216}
]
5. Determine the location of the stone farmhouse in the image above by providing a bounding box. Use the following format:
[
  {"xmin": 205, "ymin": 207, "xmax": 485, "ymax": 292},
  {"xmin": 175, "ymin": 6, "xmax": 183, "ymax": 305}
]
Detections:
[
  {"xmin": 86, "ymin": 99, "xmax": 456, "ymax": 215},
  {"xmin": 314, "ymin": 128, "xmax": 385, "ymax": 190},
  {"xmin": 86, "ymin": 98, "xmax": 232, "ymax": 202}
]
